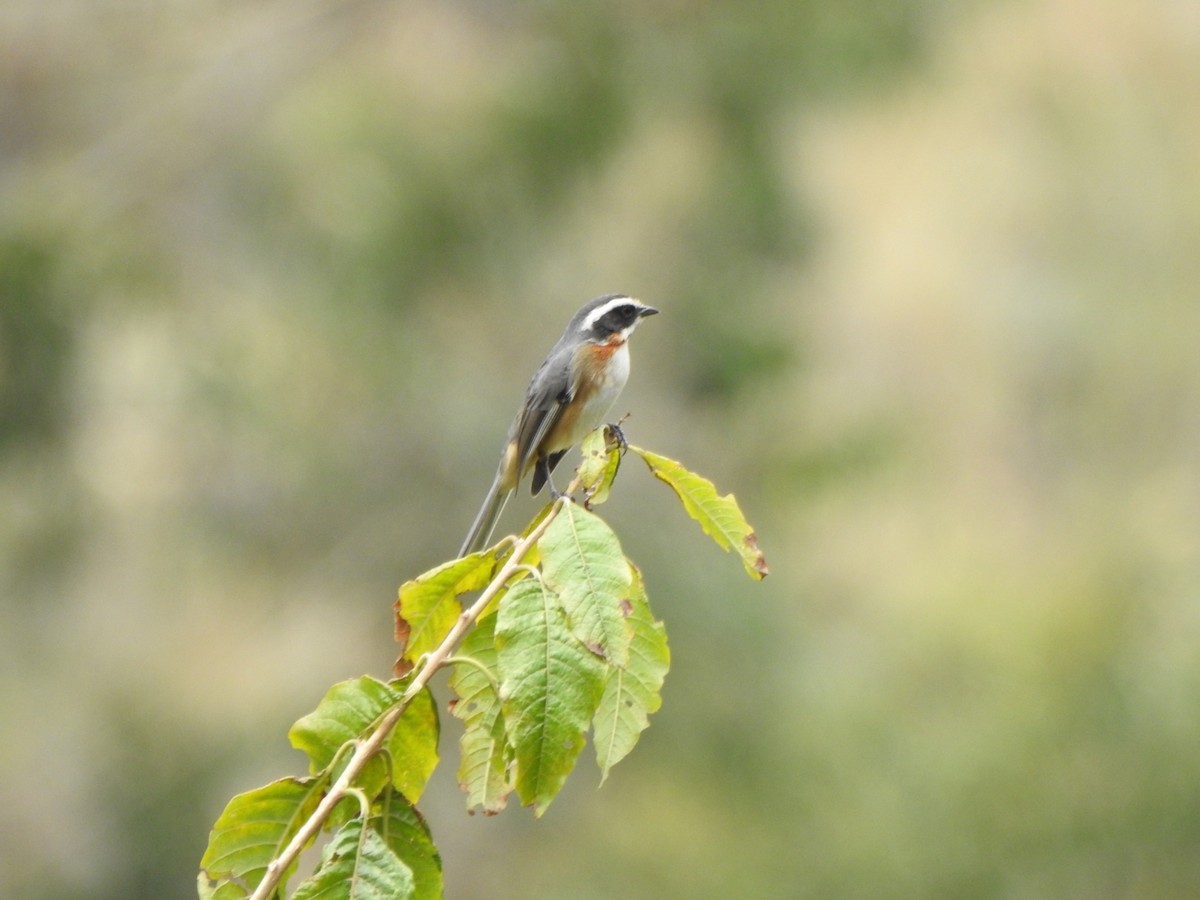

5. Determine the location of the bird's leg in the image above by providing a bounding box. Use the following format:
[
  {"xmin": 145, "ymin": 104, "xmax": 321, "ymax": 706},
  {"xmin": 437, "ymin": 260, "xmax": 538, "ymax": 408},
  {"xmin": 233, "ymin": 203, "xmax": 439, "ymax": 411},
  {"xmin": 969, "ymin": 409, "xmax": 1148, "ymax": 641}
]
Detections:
[{"xmin": 536, "ymin": 456, "xmax": 568, "ymax": 500}]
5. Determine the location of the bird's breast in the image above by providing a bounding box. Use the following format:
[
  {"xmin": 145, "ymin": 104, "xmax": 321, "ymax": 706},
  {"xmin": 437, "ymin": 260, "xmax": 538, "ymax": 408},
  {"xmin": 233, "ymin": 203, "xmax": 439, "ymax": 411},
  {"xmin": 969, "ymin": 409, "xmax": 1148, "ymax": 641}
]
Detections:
[
  {"xmin": 576, "ymin": 340, "xmax": 630, "ymax": 406},
  {"xmin": 552, "ymin": 341, "xmax": 631, "ymax": 449}
]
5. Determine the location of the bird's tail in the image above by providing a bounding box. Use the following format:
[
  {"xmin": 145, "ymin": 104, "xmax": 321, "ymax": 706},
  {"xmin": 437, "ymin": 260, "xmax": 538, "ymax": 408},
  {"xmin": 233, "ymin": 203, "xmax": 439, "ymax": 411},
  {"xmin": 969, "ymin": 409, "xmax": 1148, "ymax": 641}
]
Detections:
[{"xmin": 458, "ymin": 470, "xmax": 512, "ymax": 557}]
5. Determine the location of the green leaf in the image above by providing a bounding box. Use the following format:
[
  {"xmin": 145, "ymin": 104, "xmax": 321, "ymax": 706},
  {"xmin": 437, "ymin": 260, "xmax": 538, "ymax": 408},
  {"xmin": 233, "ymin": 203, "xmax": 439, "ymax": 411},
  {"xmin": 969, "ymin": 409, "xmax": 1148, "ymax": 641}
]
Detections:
[
  {"xmin": 199, "ymin": 776, "xmax": 324, "ymax": 897},
  {"xmin": 395, "ymin": 551, "xmax": 497, "ymax": 667},
  {"xmin": 495, "ymin": 577, "xmax": 605, "ymax": 815},
  {"xmin": 196, "ymin": 873, "xmax": 246, "ymax": 900},
  {"xmin": 290, "ymin": 677, "xmax": 400, "ymax": 775},
  {"xmin": 291, "ymin": 820, "xmax": 414, "ymax": 900},
  {"xmin": 288, "ymin": 676, "xmax": 439, "ymax": 804},
  {"xmin": 593, "ymin": 565, "xmax": 670, "ymax": 781},
  {"xmin": 630, "ymin": 445, "xmax": 769, "ymax": 580},
  {"xmin": 540, "ymin": 502, "xmax": 633, "ymax": 666},
  {"xmin": 577, "ymin": 426, "xmax": 622, "ymax": 506},
  {"xmin": 374, "ymin": 788, "xmax": 443, "ymax": 900},
  {"xmin": 383, "ymin": 684, "xmax": 440, "ymax": 805},
  {"xmin": 448, "ymin": 614, "xmax": 513, "ymax": 814},
  {"xmin": 197, "ymin": 872, "xmax": 248, "ymax": 900}
]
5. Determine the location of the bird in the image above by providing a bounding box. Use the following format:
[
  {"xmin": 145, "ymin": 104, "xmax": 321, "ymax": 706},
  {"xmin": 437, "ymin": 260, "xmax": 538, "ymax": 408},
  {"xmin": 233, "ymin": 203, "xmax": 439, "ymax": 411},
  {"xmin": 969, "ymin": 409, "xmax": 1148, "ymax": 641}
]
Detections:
[{"xmin": 458, "ymin": 293, "xmax": 658, "ymax": 557}]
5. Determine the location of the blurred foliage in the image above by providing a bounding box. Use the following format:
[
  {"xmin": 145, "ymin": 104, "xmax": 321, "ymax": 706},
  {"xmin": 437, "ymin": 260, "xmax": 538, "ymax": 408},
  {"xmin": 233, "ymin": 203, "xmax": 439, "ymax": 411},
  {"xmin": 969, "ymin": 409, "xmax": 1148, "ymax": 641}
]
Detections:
[
  {"xmin": 3, "ymin": 0, "xmax": 1200, "ymax": 898},
  {"xmin": 0, "ymin": 237, "xmax": 73, "ymax": 448}
]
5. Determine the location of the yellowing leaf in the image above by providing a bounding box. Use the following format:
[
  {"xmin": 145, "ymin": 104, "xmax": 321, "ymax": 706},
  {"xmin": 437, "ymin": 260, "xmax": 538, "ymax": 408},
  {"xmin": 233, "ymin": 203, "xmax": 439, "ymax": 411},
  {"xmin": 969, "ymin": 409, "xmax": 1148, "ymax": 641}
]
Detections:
[
  {"xmin": 630, "ymin": 446, "xmax": 769, "ymax": 580},
  {"xmin": 577, "ymin": 426, "xmax": 622, "ymax": 506},
  {"xmin": 395, "ymin": 552, "xmax": 497, "ymax": 670}
]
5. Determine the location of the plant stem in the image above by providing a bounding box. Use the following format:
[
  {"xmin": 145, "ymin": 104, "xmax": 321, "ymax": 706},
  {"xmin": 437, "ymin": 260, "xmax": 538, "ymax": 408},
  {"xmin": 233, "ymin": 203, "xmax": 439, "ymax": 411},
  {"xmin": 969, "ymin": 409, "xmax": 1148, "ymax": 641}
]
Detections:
[{"xmin": 247, "ymin": 497, "xmax": 566, "ymax": 900}]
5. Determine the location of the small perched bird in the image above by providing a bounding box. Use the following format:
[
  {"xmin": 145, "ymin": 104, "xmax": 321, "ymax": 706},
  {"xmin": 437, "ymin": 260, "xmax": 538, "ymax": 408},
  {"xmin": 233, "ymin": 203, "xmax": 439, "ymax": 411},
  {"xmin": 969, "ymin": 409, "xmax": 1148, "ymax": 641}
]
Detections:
[{"xmin": 459, "ymin": 294, "xmax": 658, "ymax": 557}]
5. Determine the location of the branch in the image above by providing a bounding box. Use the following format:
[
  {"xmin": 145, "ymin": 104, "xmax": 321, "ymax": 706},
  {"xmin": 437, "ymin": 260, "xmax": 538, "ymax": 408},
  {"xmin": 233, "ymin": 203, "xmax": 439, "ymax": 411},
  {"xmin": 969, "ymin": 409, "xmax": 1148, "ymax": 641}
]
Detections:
[{"xmin": 248, "ymin": 495, "xmax": 569, "ymax": 900}]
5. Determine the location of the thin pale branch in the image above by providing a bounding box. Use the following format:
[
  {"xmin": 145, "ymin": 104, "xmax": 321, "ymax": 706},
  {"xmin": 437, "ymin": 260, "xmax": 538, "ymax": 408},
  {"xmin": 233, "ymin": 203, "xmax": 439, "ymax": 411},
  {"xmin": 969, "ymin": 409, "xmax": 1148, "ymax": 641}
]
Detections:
[{"xmin": 247, "ymin": 492, "xmax": 570, "ymax": 900}]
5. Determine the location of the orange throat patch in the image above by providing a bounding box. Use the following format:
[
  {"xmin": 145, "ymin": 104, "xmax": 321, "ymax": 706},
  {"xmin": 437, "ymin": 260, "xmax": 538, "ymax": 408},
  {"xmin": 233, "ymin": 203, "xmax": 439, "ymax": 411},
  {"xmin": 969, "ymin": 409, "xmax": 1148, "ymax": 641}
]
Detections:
[{"xmin": 590, "ymin": 332, "xmax": 626, "ymax": 359}]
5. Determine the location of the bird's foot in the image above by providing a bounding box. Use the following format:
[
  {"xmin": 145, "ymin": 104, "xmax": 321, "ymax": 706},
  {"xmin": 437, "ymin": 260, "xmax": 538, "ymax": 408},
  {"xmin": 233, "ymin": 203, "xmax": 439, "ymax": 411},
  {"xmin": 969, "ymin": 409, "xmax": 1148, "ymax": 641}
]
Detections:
[{"xmin": 605, "ymin": 420, "xmax": 629, "ymax": 453}]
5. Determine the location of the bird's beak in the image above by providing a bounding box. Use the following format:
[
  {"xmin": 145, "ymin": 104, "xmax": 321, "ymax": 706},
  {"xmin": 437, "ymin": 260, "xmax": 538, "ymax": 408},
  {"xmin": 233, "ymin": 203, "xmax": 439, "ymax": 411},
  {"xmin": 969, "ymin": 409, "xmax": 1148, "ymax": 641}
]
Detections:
[{"xmin": 638, "ymin": 305, "xmax": 659, "ymax": 318}]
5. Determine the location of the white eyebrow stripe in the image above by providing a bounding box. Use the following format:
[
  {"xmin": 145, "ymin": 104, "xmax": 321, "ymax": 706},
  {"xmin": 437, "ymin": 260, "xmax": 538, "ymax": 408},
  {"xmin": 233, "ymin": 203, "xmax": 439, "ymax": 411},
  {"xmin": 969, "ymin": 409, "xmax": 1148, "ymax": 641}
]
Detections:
[{"xmin": 581, "ymin": 295, "xmax": 634, "ymax": 332}]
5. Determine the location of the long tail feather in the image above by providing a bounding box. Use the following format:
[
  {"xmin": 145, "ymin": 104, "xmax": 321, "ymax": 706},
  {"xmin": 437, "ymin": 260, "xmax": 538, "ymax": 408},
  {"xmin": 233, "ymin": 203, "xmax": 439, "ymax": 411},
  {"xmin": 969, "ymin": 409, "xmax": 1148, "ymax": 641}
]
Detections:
[{"xmin": 458, "ymin": 471, "xmax": 512, "ymax": 557}]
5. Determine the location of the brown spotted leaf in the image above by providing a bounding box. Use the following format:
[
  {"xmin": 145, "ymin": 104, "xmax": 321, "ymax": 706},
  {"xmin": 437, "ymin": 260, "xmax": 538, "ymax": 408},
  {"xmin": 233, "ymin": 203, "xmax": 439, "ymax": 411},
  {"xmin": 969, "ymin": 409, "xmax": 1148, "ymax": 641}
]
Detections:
[
  {"xmin": 593, "ymin": 565, "xmax": 669, "ymax": 781},
  {"xmin": 630, "ymin": 446, "xmax": 769, "ymax": 580}
]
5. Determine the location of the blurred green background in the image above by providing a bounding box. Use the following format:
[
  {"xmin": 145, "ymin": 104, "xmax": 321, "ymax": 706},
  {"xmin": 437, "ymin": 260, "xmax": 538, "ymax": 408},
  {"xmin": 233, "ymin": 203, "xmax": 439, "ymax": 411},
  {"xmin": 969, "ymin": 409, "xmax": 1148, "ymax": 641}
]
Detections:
[{"xmin": 3, "ymin": 1, "xmax": 1200, "ymax": 897}]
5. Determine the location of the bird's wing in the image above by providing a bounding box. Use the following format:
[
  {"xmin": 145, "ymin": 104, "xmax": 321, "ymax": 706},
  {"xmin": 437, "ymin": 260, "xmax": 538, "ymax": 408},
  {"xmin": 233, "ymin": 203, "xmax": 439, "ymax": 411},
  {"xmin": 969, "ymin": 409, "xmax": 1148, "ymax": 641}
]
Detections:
[{"xmin": 512, "ymin": 354, "xmax": 574, "ymax": 477}]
